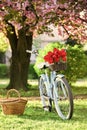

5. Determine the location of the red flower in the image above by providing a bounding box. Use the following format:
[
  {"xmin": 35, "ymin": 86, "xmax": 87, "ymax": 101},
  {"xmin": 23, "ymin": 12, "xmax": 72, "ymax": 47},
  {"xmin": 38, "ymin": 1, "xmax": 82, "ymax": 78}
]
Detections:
[
  {"xmin": 60, "ymin": 49, "xmax": 67, "ymax": 62},
  {"xmin": 44, "ymin": 48, "xmax": 67, "ymax": 64},
  {"xmin": 60, "ymin": 49, "xmax": 67, "ymax": 57},
  {"xmin": 53, "ymin": 48, "xmax": 60, "ymax": 57},
  {"xmin": 44, "ymin": 51, "xmax": 54, "ymax": 64},
  {"xmin": 62, "ymin": 57, "xmax": 67, "ymax": 62}
]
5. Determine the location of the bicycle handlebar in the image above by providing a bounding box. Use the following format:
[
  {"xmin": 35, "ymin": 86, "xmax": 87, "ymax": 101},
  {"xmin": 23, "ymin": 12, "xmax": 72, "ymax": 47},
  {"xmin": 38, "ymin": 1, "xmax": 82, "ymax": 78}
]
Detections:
[
  {"xmin": 26, "ymin": 50, "xmax": 32, "ymax": 54},
  {"xmin": 26, "ymin": 49, "xmax": 38, "ymax": 55}
]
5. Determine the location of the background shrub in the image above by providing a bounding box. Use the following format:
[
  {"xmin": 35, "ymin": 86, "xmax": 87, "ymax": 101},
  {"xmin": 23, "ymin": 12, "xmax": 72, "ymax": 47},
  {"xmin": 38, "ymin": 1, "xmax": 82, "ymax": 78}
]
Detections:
[
  {"xmin": 34, "ymin": 42, "xmax": 87, "ymax": 83},
  {"xmin": 64, "ymin": 45, "xmax": 87, "ymax": 83},
  {"xmin": 28, "ymin": 64, "xmax": 38, "ymax": 79},
  {"xmin": 0, "ymin": 63, "xmax": 38, "ymax": 79},
  {"xmin": 0, "ymin": 64, "xmax": 9, "ymax": 78}
]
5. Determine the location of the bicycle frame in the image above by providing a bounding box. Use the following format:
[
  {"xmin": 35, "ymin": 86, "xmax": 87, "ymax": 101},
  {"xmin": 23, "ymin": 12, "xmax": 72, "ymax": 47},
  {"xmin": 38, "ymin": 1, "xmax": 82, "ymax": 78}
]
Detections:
[{"xmin": 40, "ymin": 69, "xmax": 65, "ymax": 101}]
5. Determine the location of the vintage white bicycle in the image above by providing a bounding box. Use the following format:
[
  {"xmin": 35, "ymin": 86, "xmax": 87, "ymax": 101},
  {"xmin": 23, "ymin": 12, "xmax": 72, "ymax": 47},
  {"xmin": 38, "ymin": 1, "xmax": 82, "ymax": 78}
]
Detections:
[{"xmin": 26, "ymin": 49, "xmax": 73, "ymax": 120}]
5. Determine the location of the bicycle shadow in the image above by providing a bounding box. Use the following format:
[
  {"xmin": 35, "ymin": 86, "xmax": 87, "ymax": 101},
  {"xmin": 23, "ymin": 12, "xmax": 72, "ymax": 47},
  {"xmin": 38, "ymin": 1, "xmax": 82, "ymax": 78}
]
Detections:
[
  {"xmin": 17, "ymin": 101, "xmax": 87, "ymax": 122},
  {"xmin": 17, "ymin": 105, "xmax": 62, "ymax": 121}
]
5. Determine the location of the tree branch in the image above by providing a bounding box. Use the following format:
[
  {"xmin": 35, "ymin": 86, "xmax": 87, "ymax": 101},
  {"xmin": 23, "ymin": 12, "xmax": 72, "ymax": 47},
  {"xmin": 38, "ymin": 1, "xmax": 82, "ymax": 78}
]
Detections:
[
  {"xmin": 5, "ymin": 21, "xmax": 18, "ymax": 51},
  {"xmin": 78, "ymin": 17, "xmax": 87, "ymax": 23},
  {"xmin": 62, "ymin": 25, "xmax": 70, "ymax": 36}
]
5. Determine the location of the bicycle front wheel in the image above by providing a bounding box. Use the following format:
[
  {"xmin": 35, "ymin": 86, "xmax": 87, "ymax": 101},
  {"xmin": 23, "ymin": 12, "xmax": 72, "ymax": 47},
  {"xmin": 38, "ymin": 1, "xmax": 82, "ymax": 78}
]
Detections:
[
  {"xmin": 53, "ymin": 77, "xmax": 73, "ymax": 120},
  {"xmin": 39, "ymin": 77, "xmax": 52, "ymax": 112}
]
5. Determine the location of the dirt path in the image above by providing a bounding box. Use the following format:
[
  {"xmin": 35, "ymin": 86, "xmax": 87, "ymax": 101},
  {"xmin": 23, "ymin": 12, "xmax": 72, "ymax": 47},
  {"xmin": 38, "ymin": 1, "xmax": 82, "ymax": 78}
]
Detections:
[
  {"xmin": 27, "ymin": 94, "xmax": 87, "ymax": 101},
  {"xmin": 0, "ymin": 95, "xmax": 87, "ymax": 102},
  {"xmin": 74, "ymin": 94, "xmax": 87, "ymax": 100}
]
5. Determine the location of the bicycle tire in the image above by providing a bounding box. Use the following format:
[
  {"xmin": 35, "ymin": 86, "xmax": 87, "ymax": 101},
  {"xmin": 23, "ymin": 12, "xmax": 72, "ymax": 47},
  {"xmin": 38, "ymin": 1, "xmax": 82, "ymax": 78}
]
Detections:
[
  {"xmin": 53, "ymin": 76, "xmax": 73, "ymax": 120},
  {"xmin": 39, "ymin": 77, "xmax": 52, "ymax": 112}
]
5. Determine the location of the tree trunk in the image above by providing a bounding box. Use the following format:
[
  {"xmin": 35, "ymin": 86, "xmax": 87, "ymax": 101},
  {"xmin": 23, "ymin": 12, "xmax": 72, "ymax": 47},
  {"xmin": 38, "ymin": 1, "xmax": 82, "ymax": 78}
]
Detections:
[{"xmin": 6, "ymin": 26, "xmax": 33, "ymax": 90}]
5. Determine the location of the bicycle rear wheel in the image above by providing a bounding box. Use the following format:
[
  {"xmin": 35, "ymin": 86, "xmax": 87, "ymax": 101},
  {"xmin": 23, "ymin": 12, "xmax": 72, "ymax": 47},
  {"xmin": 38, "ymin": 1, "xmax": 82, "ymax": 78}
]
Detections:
[
  {"xmin": 39, "ymin": 77, "xmax": 52, "ymax": 112},
  {"xmin": 53, "ymin": 77, "xmax": 73, "ymax": 120}
]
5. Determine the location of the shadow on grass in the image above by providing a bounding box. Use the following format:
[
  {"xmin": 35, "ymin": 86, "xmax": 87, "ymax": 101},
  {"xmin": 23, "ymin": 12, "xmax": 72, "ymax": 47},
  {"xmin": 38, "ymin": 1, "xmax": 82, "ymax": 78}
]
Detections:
[
  {"xmin": 18, "ymin": 105, "xmax": 61, "ymax": 121},
  {"xmin": 16, "ymin": 102, "xmax": 86, "ymax": 123}
]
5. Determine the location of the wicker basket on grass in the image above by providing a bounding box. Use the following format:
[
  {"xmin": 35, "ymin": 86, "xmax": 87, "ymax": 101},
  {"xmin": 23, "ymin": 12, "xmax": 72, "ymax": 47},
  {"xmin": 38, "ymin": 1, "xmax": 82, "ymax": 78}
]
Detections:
[
  {"xmin": 49, "ymin": 62, "xmax": 67, "ymax": 71},
  {"xmin": 0, "ymin": 89, "xmax": 27, "ymax": 115}
]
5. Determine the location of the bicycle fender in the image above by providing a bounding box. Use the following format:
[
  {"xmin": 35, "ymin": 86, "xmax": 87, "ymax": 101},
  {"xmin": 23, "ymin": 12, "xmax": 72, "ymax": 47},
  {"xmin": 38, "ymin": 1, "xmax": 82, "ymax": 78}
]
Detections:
[{"xmin": 56, "ymin": 74, "xmax": 64, "ymax": 78}]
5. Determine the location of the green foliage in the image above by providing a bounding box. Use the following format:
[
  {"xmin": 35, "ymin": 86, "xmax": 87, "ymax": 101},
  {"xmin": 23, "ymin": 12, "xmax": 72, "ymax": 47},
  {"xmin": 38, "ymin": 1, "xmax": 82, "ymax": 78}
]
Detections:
[
  {"xmin": 28, "ymin": 64, "xmax": 38, "ymax": 79},
  {"xmin": 64, "ymin": 45, "xmax": 87, "ymax": 83},
  {"xmin": 34, "ymin": 42, "xmax": 66, "ymax": 75},
  {"xmin": 0, "ymin": 33, "xmax": 8, "ymax": 52},
  {"xmin": 0, "ymin": 64, "xmax": 9, "ymax": 78},
  {"xmin": 34, "ymin": 42, "xmax": 87, "ymax": 83}
]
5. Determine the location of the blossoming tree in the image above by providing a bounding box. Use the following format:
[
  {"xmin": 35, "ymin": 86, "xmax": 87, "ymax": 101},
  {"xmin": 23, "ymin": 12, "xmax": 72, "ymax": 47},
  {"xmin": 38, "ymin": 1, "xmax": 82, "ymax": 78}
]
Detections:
[{"xmin": 0, "ymin": 0, "xmax": 87, "ymax": 90}]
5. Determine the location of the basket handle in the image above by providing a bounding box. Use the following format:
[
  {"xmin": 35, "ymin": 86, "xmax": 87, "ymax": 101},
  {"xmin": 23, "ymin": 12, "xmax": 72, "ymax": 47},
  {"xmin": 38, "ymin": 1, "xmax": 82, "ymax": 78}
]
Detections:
[{"xmin": 7, "ymin": 89, "xmax": 21, "ymax": 99}]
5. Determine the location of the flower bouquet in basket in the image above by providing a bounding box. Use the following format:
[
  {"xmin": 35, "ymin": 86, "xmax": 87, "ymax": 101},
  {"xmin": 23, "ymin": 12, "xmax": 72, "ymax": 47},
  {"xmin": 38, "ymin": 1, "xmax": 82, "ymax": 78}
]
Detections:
[{"xmin": 44, "ymin": 48, "xmax": 67, "ymax": 71}]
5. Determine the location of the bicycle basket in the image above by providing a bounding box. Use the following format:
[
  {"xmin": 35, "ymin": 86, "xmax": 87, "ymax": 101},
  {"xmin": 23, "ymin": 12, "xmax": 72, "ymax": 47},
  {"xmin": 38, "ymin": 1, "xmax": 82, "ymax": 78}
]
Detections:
[{"xmin": 49, "ymin": 62, "xmax": 67, "ymax": 71}]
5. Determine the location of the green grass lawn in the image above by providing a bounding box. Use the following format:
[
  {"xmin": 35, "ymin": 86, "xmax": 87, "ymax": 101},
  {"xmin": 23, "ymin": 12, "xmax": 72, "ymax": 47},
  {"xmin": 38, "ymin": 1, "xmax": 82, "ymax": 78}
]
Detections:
[
  {"xmin": 0, "ymin": 99, "xmax": 87, "ymax": 130},
  {"xmin": 72, "ymin": 78, "xmax": 87, "ymax": 97},
  {"xmin": 0, "ymin": 78, "xmax": 87, "ymax": 97},
  {"xmin": 0, "ymin": 79, "xmax": 39, "ymax": 97},
  {"xmin": 0, "ymin": 78, "xmax": 87, "ymax": 130}
]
